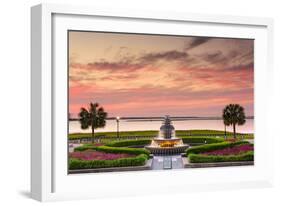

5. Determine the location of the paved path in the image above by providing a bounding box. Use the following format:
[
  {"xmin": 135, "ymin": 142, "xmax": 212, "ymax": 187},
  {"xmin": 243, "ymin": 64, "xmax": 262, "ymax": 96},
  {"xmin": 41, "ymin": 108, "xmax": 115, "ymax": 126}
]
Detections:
[
  {"xmin": 68, "ymin": 143, "xmax": 82, "ymax": 153},
  {"xmin": 246, "ymin": 139, "xmax": 254, "ymax": 144},
  {"xmin": 152, "ymin": 155, "xmax": 184, "ymax": 170}
]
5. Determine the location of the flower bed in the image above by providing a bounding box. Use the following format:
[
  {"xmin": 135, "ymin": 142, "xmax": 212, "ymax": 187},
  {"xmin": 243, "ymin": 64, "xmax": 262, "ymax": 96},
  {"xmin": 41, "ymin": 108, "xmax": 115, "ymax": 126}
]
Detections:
[
  {"xmin": 186, "ymin": 141, "xmax": 254, "ymax": 163},
  {"xmin": 70, "ymin": 150, "xmax": 135, "ymax": 161},
  {"xmin": 186, "ymin": 141, "xmax": 249, "ymax": 156},
  {"xmin": 75, "ymin": 145, "xmax": 150, "ymax": 156},
  {"xmin": 69, "ymin": 144, "xmax": 150, "ymax": 170},
  {"xmin": 69, "ymin": 154, "xmax": 148, "ymax": 170},
  {"xmin": 202, "ymin": 144, "xmax": 253, "ymax": 156},
  {"xmin": 93, "ymin": 143, "xmax": 104, "ymax": 147}
]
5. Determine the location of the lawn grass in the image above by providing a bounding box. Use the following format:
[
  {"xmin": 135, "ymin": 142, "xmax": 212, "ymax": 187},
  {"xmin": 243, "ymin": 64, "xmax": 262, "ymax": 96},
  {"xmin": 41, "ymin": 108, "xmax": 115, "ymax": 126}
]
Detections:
[
  {"xmin": 176, "ymin": 130, "xmax": 233, "ymax": 135},
  {"xmin": 69, "ymin": 129, "xmax": 254, "ymax": 140},
  {"xmin": 69, "ymin": 130, "xmax": 158, "ymax": 139},
  {"xmin": 176, "ymin": 130, "xmax": 254, "ymax": 139}
]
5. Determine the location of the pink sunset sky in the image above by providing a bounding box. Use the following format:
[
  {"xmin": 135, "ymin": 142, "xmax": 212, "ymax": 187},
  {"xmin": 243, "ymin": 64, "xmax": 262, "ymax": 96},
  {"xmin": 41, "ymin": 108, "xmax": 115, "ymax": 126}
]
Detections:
[{"xmin": 69, "ymin": 31, "xmax": 254, "ymax": 118}]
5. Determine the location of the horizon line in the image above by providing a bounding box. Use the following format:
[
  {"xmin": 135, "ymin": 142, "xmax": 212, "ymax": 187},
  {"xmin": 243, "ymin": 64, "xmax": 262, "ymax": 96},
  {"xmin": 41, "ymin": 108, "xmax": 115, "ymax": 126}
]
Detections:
[{"xmin": 69, "ymin": 115, "xmax": 254, "ymax": 121}]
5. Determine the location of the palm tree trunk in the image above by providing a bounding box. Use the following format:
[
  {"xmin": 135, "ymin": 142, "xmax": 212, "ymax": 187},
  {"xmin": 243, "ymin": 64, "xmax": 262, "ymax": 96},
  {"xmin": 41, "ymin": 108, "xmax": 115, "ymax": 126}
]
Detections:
[
  {"xmin": 233, "ymin": 124, "xmax": 236, "ymax": 139},
  {"xmin": 224, "ymin": 124, "xmax": 227, "ymax": 140},
  {"xmin": 91, "ymin": 125, "xmax": 95, "ymax": 143}
]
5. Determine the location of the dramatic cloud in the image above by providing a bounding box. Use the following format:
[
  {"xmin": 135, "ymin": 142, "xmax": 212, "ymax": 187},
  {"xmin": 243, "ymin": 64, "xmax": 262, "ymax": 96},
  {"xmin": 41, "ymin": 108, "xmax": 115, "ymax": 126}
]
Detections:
[
  {"xmin": 71, "ymin": 59, "xmax": 143, "ymax": 73},
  {"xmin": 185, "ymin": 37, "xmax": 212, "ymax": 50},
  {"xmin": 140, "ymin": 50, "xmax": 188, "ymax": 63},
  {"xmin": 200, "ymin": 51, "xmax": 228, "ymax": 64},
  {"xmin": 69, "ymin": 32, "xmax": 254, "ymax": 117}
]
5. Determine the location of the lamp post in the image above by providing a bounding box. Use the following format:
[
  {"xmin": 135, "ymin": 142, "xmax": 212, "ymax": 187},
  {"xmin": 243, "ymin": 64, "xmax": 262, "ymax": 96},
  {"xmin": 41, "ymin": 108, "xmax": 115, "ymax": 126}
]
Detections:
[{"xmin": 116, "ymin": 116, "xmax": 120, "ymax": 140}]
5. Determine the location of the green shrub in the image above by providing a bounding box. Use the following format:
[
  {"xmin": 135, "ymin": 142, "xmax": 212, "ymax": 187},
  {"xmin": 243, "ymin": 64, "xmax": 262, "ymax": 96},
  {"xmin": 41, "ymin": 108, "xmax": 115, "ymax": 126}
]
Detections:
[
  {"xmin": 74, "ymin": 145, "xmax": 150, "ymax": 156},
  {"xmin": 186, "ymin": 141, "xmax": 249, "ymax": 156},
  {"xmin": 74, "ymin": 145, "xmax": 96, "ymax": 151},
  {"xmin": 94, "ymin": 146, "xmax": 150, "ymax": 156},
  {"xmin": 180, "ymin": 136, "xmax": 224, "ymax": 144},
  {"xmin": 69, "ymin": 154, "xmax": 148, "ymax": 169},
  {"xmin": 105, "ymin": 139, "xmax": 151, "ymax": 147},
  {"xmin": 189, "ymin": 151, "xmax": 254, "ymax": 163}
]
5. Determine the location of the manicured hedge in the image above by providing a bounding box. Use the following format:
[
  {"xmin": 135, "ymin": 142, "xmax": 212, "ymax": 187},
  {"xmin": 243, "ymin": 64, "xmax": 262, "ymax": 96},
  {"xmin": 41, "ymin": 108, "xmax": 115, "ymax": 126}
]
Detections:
[
  {"xmin": 74, "ymin": 145, "xmax": 150, "ymax": 156},
  {"xmin": 186, "ymin": 141, "xmax": 249, "ymax": 156},
  {"xmin": 181, "ymin": 136, "xmax": 225, "ymax": 144},
  {"xmin": 95, "ymin": 146, "xmax": 150, "ymax": 156},
  {"xmin": 105, "ymin": 139, "xmax": 151, "ymax": 147},
  {"xmin": 69, "ymin": 154, "xmax": 148, "ymax": 169},
  {"xmin": 189, "ymin": 151, "xmax": 254, "ymax": 163},
  {"xmin": 74, "ymin": 145, "xmax": 96, "ymax": 151}
]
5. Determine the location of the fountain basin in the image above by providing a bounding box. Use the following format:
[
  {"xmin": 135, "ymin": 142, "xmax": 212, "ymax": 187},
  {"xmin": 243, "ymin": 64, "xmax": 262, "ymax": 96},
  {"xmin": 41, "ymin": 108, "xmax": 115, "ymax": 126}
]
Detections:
[
  {"xmin": 152, "ymin": 137, "xmax": 182, "ymax": 147},
  {"xmin": 145, "ymin": 138, "xmax": 189, "ymax": 155},
  {"xmin": 145, "ymin": 144, "xmax": 189, "ymax": 155}
]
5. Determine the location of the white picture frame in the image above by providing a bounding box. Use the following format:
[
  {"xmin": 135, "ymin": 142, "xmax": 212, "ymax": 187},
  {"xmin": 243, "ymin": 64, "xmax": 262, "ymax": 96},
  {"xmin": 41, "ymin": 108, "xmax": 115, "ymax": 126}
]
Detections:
[{"xmin": 31, "ymin": 3, "xmax": 274, "ymax": 202}]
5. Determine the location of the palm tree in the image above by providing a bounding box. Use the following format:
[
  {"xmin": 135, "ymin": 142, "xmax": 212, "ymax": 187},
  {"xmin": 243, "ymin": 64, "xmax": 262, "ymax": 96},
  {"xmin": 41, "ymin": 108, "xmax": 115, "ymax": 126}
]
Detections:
[
  {"xmin": 222, "ymin": 104, "xmax": 246, "ymax": 139},
  {"xmin": 79, "ymin": 102, "xmax": 108, "ymax": 142}
]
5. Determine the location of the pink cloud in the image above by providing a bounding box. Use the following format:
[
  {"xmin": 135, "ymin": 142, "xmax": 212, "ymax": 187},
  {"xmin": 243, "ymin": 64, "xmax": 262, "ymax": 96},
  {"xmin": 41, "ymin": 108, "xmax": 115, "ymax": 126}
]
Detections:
[{"xmin": 68, "ymin": 38, "xmax": 254, "ymax": 118}]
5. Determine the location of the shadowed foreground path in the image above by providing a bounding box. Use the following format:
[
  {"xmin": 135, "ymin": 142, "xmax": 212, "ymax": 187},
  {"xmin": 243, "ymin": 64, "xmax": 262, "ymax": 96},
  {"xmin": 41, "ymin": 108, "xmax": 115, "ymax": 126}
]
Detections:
[
  {"xmin": 246, "ymin": 139, "xmax": 254, "ymax": 144},
  {"xmin": 152, "ymin": 155, "xmax": 184, "ymax": 170}
]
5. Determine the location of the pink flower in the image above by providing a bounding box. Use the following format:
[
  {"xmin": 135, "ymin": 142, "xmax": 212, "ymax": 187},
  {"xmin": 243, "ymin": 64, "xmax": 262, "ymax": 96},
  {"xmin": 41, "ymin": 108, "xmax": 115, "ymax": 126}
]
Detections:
[
  {"xmin": 70, "ymin": 150, "xmax": 135, "ymax": 160},
  {"xmin": 202, "ymin": 144, "xmax": 253, "ymax": 156},
  {"xmin": 93, "ymin": 143, "xmax": 104, "ymax": 146}
]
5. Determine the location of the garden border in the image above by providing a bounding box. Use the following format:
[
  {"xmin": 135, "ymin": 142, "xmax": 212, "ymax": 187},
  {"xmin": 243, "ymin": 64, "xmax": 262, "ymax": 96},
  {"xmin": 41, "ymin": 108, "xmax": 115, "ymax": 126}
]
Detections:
[
  {"xmin": 69, "ymin": 159, "xmax": 152, "ymax": 174},
  {"xmin": 183, "ymin": 157, "xmax": 254, "ymax": 168}
]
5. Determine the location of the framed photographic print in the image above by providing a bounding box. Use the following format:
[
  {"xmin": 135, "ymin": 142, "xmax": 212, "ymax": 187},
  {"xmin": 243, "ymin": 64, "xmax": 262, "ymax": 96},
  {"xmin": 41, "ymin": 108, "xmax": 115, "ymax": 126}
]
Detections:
[{"xmin": 31, "ymin": 3, "xmax": 274, "ymax": 201}]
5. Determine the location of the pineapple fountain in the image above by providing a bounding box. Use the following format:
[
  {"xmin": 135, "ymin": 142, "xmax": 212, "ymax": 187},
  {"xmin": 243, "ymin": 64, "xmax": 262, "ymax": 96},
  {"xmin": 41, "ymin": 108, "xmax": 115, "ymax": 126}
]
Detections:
[{"xmin": 145, "ymin": 116, "xmax": 189, "ymax": 155}]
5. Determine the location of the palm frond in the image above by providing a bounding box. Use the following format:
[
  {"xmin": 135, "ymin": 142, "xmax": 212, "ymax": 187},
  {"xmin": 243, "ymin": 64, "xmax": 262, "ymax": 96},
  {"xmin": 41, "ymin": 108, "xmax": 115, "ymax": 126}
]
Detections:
[{"xmin": 222, "ymin": 104, "xmax": 246, "ymax": 126}]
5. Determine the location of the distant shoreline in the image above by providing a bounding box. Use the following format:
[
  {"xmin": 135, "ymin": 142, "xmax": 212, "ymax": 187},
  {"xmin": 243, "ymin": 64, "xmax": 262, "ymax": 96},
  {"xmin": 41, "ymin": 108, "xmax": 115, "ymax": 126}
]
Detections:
[{"xmin": 69, "ymin": 116, "xmax": 254, "ymax": 121}]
